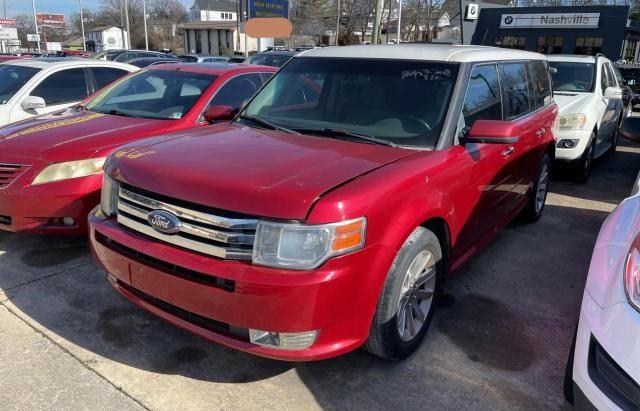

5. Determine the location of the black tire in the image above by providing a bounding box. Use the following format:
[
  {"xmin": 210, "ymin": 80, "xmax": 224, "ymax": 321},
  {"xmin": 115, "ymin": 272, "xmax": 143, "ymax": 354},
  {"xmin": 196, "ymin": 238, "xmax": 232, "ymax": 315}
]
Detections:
[
  {"xmin": 563, "ymin": 326, "xmax": 578, "ymax": 404},
  {"xmin": 520, "ymin": 154, "xmax": 551, "ymax": 223},
  {"xmin": 609, "ymin": 116, "xmax": 622, "ymax": 155},
  {"xmin": 570, "ymin": 133, "xmax": 595, "ymax": 184},
  {"xmin": 364, "ymin": 227, "xmax": 443, "ymax": 361}
]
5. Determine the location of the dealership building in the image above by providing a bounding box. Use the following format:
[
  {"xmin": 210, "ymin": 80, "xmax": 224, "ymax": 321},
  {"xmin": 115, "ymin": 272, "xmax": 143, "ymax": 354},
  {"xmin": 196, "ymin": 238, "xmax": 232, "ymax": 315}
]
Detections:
[{"xmin": 471, "ymin": 5, "xmax": 640, "ymax": 61}]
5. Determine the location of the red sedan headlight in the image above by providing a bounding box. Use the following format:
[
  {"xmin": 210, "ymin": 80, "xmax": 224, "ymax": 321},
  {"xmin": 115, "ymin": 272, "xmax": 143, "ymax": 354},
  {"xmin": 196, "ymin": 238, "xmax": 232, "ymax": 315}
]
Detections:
[{"xmin": 625, "ymin": 233, "xmax": 640, "ymax": 312}]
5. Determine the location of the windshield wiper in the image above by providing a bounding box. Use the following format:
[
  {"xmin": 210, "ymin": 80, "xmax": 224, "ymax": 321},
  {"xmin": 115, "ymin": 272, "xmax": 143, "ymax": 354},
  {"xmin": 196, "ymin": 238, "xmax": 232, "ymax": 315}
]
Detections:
[
  {"xmin": 237, "ymin": 114, "xmax": 298, "ymax": 134},
  {"xmin": 295, "ymin": 128, "xmax": 397, "ymax": 147},
  {"xmin": 106, "ymin": 109, "xmax": 133, "ymax": 117}
]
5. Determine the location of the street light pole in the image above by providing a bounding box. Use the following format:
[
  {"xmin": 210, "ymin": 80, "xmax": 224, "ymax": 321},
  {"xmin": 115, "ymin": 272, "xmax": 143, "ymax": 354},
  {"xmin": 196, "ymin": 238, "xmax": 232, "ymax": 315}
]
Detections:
[
  {"xmin": 335, "ymin": 0, "xmax": 340, "ymax": 46},
  {"xmin": 79, "ymin": 0, "xmax": 86, "ymax": 51},
  {"xmin": 142, "ymin": 0, "xmax": 148, "ymax": 50},
  {"xmin": 32, "ymin": 0, "xmax": 41, "ymax": 52}
]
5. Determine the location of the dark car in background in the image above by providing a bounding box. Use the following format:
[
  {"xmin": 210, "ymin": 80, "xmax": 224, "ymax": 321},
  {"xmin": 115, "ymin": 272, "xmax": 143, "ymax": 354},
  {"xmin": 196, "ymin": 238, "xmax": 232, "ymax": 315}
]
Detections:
[
  {"xmin": 126, "ymin": 57, "xmax": 180, "ymax": 68},
  {"xmin": 177, "ymin": 54, "xmax": 231, "ymax": 63},
  {"xmin": 617, "ymin": 64, "xmax": 640, "ymax": 110},
  {"xmin": 247, "ymin": 50, "xmax": 298, "ymax": 67}
]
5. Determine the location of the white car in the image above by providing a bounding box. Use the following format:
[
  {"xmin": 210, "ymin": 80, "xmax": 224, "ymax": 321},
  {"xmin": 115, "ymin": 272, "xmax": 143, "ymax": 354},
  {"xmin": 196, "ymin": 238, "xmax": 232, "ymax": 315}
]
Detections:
[
  {"xmin": 564, "ymin": 117, "xmax": 640, "ymax": 409},
  {"xmin": 0, "ymin": 58, "xmax": 137, "ymax": 127},
  {"xmin": 548, "ymin": 54, "xmax": 625, "ymax": 182}
]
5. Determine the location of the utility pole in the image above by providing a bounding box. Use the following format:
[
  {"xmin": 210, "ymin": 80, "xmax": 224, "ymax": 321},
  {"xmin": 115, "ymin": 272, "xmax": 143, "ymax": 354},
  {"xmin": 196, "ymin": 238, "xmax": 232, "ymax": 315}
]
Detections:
[
  {"xmin": 396, "ymin": 0, "xmax": 401, "ymax": 44},
  {"xmin": 79, "ymin": 0, "xmax": 86, "ymax": 51},
  {"xmin": 372, "ymin": 0, "xmax": 381, "ymax": 45},
  {"xmin": 385, "ymin": 0, "xmax": 392, "ymax": 43},
  {"xmin": 3, "ymin": 0, "xmax": 6, "ymax": 18},
  {"xmin": 120, "ymin": 0, "xmax": 126, "ymax": 48},
  {"xmin": 142, "ymin": 0, "xmax": 148, "ymax": 50},
  {"xmin": 335, "ymin": 0, "xmax": 340, "ymax": 46},
  {"xmin": 459, "ymin": 0, "xmax": 464, "ymax": 45},
  {"xmin": 124, "ymin": 0, "xmax": 131, "ymax": 49},
  {"xmin": 32, "ymin": 0, "xmax": 41, "ymax": 52}
]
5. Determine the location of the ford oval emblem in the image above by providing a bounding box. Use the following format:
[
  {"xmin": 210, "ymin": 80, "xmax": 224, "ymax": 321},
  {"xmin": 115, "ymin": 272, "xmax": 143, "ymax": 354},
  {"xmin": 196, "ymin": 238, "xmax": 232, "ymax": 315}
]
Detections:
[{"xmin": 147, "ymin": 210, "xmax": 181, "ymax": 235}]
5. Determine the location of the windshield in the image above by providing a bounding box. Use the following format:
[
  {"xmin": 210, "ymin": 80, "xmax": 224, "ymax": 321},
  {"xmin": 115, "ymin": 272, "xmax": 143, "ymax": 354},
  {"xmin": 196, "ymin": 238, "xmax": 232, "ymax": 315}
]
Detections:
[
  {"xmin": 85, "ymin": 70, "xmax": 216, "ymax": 119},
  {"xmin": 618, "ymin": 67, "xmax": 640, "ymax": 81},
  {"xmin": 549, "ymin": 62, "xmax": 595, "ymax": 92},
  {"xmin": 0, "ymin": 65, "xmax": 41, "ymax": 104},
  {"xmin": 248, "ymin": 54, "xmax": 293, "ymax": 67},
  {"xmin": 241, "ymin": 57, "xmax": 459, "ymax": 148},
  {"xmin": 179, "ymin": 55, "xmax": 198, "ymax": 63}
]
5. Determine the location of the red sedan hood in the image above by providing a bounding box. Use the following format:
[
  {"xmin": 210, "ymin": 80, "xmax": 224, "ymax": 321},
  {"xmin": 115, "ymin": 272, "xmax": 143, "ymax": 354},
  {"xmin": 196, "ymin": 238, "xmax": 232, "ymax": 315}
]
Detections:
[
  {"xmin": 0, "ymin": 108, "xmax": 174, "ymax": 162},
  {"xmin": 111, "ymin": 124, "xmax": 416, "ymax": 219}
]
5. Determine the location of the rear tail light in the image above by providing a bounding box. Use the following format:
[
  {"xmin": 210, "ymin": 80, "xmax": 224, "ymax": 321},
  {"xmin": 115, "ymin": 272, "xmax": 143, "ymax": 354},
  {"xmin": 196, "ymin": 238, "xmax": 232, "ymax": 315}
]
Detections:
[{"xmin": 625, "ymin": 233, "xmax": 640, "ymax": 313}]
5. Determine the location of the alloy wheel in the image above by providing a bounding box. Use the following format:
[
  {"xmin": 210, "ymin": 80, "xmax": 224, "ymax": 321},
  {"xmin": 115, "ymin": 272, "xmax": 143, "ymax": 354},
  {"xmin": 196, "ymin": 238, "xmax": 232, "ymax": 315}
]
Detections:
[
  {"xmin": 396, "ymin": 249, "xmax": 437, "ymax": 342},
  {"xmin": 535, "ymin": 162, "xmax": 549, "ymax": 214}
]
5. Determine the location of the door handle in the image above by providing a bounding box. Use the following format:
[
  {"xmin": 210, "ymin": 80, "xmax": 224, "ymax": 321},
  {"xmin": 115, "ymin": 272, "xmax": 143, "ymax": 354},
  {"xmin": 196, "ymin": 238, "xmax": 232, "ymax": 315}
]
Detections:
[
  {"xmin": 536, "ymin": 128, "xmax": 545, "ymax": 137},
  {"xmin": 502, "ymin": 146, "xmax": 515, "ymax": 157}
]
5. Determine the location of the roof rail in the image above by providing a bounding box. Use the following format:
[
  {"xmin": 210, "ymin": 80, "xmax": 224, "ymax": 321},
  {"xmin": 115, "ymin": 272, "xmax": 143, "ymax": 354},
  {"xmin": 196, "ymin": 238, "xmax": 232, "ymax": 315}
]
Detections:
[{"xmin": 595, "ymin": 52, "xmax": 604, "ymax": 61}]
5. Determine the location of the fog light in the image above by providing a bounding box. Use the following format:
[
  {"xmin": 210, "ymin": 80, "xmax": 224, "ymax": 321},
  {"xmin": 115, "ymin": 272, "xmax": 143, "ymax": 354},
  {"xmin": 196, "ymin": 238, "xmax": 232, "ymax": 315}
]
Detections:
[
  {"xmin": 249, "ymin": 329, "xmax": 318, "ymax": 350},
  {"xmin": 63, "ymin": 217, "xmax": 75, "ymax": 226},
  {"xmin": 557, "ymin": 139, "xmax": 579, "ymax": 149}
]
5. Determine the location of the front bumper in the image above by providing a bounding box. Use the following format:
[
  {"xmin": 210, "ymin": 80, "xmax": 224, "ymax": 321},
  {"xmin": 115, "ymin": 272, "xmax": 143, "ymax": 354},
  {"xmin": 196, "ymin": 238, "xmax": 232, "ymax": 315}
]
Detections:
[
  {"xmin": 89, "ymin": 210, "xmax": 396, "ymax": 361},
  {"xmin": 554, "ymin": 128, "xmax": 594, "ymax": 161},
  {"xmin": 0, "ymin": 162, "xmax": 102, "ymax": 235},
  {"xmin": 573, "ymin": 290, "xmax": 640, "ymax": 410}
]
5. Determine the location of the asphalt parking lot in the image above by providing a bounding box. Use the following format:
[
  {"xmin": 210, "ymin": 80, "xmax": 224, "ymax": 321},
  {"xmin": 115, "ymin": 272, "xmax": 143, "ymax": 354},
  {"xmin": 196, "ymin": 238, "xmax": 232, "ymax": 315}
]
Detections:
[{"xmin": 1, "ymin": 139, "xmax": 639, "ymax": 411}]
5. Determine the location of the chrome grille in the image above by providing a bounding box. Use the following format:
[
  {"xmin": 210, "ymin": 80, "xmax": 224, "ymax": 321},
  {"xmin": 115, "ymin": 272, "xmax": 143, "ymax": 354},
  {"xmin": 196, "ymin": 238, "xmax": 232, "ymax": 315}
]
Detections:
[
  {"xmin": 116, "ymin": 185, "xmax": 258, "ymax": 260},
  {"xmin": 0, "ymin": 163, "xmax": 30, "ymax": 189}
]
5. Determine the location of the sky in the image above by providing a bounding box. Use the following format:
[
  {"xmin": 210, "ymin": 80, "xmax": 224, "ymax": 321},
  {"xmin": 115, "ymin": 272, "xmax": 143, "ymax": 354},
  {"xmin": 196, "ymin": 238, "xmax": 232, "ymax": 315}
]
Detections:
[{"xmin": 5, "ymin": 0, "xmax": 193, "ymax": 18}]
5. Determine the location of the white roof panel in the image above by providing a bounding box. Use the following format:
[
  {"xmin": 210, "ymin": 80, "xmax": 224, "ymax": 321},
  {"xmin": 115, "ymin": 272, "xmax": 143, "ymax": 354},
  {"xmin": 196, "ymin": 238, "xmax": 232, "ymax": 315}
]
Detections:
[{"xmin": 298, "ymin": 44, "xmax": 547, "ymax": 63}]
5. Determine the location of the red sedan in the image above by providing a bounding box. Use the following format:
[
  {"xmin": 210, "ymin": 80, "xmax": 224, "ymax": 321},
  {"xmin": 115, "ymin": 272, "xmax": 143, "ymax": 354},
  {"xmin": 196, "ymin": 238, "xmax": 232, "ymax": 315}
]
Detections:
[{"xmin": 0, "ymin": 63, "xmax": 277, "ymax": 234}]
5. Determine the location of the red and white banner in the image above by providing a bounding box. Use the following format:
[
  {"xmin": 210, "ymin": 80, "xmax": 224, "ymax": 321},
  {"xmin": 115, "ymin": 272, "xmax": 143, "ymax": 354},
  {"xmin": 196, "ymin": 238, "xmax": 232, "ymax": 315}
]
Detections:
[
  {"xmin": 36, "ymin": 13, "xmax": 65, "ymax": 28},
  {"xmin": 0, "ymin": 18, "xmax": 16, "ymax": 26}
]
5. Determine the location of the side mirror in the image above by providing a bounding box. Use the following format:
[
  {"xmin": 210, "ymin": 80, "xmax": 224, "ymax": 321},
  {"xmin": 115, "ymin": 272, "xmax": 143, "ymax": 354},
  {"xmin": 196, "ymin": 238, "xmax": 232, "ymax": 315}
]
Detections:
[
  {"xmin": 21, "ymin": 95, "xmax": 46, "ymax": 110},
  {"xmin": 619, "ymin": 117, "xmax": 640, "ymax": 143},
  {"xmin": 203, "ymin": 105, "xmax": 237, "ymax": 123},
  {"xmin": 461, "ymin": 120, "xmax": 520, "ymax": 145},
  {"xmin": 604, "ymin": 86, "xmax": 623, "ymax": 99}
]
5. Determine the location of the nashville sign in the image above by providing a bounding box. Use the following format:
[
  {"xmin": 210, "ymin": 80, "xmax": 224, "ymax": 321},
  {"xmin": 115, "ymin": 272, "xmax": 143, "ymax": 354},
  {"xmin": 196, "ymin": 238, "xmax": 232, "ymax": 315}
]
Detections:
[{"xmin": 500, "ymin": 13, "xmax": 600, "ymax": 29}]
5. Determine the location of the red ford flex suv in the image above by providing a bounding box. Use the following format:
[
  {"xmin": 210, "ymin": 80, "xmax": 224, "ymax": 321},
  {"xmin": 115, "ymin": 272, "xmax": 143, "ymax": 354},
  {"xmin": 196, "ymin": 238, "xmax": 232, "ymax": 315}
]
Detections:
[
  {"xmin": 90, "ymin": 45, "xmax": 558, "ymax": 361},
  {"xmin": 0, "ymin": 63, "xmax": 276, "ymax": 234}
]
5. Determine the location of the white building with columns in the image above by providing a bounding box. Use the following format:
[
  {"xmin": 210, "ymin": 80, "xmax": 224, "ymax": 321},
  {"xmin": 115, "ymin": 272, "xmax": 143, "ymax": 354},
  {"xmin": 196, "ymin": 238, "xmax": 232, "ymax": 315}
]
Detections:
[{"xmin": 181, "ymin": 0, "xmax": 258, "ymax": 55}]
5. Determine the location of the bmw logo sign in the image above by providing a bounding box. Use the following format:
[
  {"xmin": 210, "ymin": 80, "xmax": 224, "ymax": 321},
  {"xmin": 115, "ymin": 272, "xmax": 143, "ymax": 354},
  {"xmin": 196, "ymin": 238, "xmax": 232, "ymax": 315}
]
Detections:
[
  {"xmin": 147, "ymin": 210, "xmax": 181, "ymax": 235},
  {"xmin": 504, "ymin": 15, "xmax": 513, "ymax": 25}
]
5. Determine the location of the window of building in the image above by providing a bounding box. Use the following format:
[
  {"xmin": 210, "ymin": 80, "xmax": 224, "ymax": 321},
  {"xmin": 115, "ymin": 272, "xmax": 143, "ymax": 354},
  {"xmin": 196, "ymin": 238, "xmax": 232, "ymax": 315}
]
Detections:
[
  {"xmin": 574, "ymin": 37, "xmax": 603, "ymax": 55},
  {"xmin": 462, "ymin": 64, "xmax": 502, "ymax": 126},
  {"xmin": 499, "ymin": 63, "xmax": 531, "ymax": 119},
  {"xmin": 624, "ymin": 39, "xmax": 638, "ymax": 61},
  {"xmin": 495, "ymin": 36, "xmax": 525, "ymax": 50},
  {"xmin": 537, "ymin": 37, "xmax": 563, "ymax": 54}
]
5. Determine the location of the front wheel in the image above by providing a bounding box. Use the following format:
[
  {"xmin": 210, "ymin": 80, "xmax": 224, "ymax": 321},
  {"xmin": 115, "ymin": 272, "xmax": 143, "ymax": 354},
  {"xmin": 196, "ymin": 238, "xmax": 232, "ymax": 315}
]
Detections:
[
  {"xmin": 520, "ymin": 154, "xmax": 551, "ymax": 223},
  {"xmin": 570, "ymin": 134, "xmax": 595, "ymax": 184},
  {"xmin": 364, "ymin": 227, "xmax": 442, "ymax": 360}
]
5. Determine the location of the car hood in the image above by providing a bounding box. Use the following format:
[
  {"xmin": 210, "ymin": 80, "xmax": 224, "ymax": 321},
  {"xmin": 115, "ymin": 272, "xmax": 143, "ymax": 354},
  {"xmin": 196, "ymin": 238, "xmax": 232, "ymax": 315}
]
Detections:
[
  {"xmin": 553, "ymin": 92, "xmax": 593, "ymax": 116},
  {"xmin": 0, "ymin": 108, "xmax": 174, "ymax": 163},
  {"xmin": 109, "ymin": 124, "xmax": 417, "ymax": 219}
]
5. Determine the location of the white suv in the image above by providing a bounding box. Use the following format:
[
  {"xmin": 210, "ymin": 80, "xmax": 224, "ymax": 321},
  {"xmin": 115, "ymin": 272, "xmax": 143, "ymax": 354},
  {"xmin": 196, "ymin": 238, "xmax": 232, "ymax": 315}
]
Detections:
[
  {"xmin": 548, "ymin": 54, "xmax": 624, "ymax": 182},
  {"xmin": 0, "ymin": 58, "xmax": 137, "ymax": 127}
]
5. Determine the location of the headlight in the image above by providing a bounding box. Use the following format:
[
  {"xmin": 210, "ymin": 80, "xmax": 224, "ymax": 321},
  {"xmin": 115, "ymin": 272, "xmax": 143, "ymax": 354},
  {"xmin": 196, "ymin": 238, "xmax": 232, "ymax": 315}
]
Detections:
[
  {"xmin": 100, "ymin": 174, "xmax": 119, "ymax": 216},
  {"xmin": 31, "ymin": 157, "xmax": 106, "ymax": 185},
  {"xmin": 559, "ymin": 113, "xmax": 587, "ymax": 130},
  {"xmin": 253, "ymin": 217, "xmax": 366, "ymax": 270}
]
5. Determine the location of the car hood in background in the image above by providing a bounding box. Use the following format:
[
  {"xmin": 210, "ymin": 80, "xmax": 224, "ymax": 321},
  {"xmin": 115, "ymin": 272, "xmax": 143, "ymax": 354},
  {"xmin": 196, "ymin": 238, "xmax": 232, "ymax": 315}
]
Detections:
[
  {"xmin": 109, "ymin": 124, "xmax": 417, "ymax": 219},
  {"xmin": 553, "ymin": 92, "xmax": 593, "ymax": 116},
  {"xmin": 0, "ymin": 108, "xmax": 174, "ymax": 163}
]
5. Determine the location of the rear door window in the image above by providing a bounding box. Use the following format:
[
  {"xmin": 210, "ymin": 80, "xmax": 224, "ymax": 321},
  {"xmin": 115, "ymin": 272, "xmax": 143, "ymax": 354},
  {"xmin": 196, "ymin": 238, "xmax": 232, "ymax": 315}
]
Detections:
[
  {"xmin": 209, "ymin": 73, "xmax": 263, "ymax": 109},
  {"xmin": 499, "ymin": 63, "xmax": 531, "ymax": 119},
  {"xmin": 526, "ymin": 61, "xmax": 551, "ymax": 110},
  {"xmin": 462, "ymin": 64, "xmax": 502, "ymax": 126},
  {"xmin": 92, "ymin": 67, "xmax": 130, "ymax": 90},
  {"xmin": 30, "ymin": 68, "xmax": 89, "ymax": 105}
]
